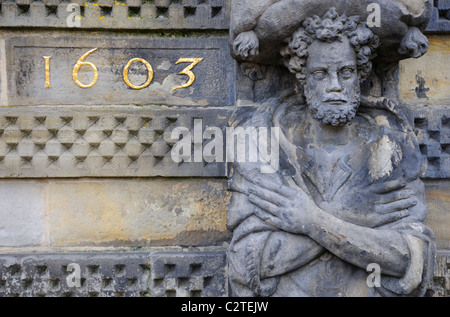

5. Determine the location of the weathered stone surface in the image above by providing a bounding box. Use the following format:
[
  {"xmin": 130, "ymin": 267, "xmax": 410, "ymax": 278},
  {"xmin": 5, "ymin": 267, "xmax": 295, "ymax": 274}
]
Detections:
[
  {"xmin": 400, "ymin": 35, "xmax": 450, "ymax": 106},
  {"xmin": 149, "ymin": 252, "xmax": 227, "ymax": 297},
  {"xmin": 425, "ymin": 0, "xmax": 450, "ymax": 32},
  {"xmin": 430, "ymin": 251, "xmax": 450, "ymax": 297},
  {"xmin": 1, "ymin": 251, "xmax": 448, "ymax": 297},
  {"xmin": 413, "ymin": 107, "xmax": 450, "ymax": 179},
  {"xmin": 6, "ymin": 35, "xmax": 235, "ymax": 107},
  {"xmin": 0, "ymin": 181, "xmax": 44, "ymax": 247},
  {"xmin": 424, "ymin": 181, "xmax": 450, "ymax": 250},
  {"xmin": 0, "ymin": 0, "xmax": 230, "ymax": 30},
  {"xmin": 47, "ymin": 178, "xmax": 230, "ymax": 247},
  {"xmin": 0, "ymin": 106, "xmax": 232, "ymax": 178},
  {"xmin": 0, "ymin": 177, "xmax": 444, "ymax": 252},
  {"xmin": 0, "ymin": 251, "xmax": 228, "ymax": 297}
]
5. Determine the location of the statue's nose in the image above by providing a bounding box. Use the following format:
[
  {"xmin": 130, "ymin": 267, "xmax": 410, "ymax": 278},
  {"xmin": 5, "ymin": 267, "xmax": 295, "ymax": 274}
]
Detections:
[{"xmin": 326, "ymin": 73, "xmax": 343, "ymax": 93}]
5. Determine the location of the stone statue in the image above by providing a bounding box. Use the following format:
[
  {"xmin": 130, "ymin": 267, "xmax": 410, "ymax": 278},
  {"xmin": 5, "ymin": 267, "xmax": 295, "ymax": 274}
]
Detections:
[{"xmin": 227, "ymin": 4, "xmax": 436, "ymax": 297}]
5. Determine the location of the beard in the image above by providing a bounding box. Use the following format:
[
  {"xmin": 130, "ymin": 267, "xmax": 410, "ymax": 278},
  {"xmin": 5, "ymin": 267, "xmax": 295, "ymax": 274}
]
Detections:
[{"xmin": 305, "ymin": 87, "xmax": 361, "ymax": 127}]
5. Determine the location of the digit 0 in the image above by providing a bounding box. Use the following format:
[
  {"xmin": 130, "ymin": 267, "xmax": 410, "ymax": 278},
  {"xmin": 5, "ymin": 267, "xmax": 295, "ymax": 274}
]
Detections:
[{"xmin": 123, "ymin": 58, "xmax": 154, "ymax": 90}]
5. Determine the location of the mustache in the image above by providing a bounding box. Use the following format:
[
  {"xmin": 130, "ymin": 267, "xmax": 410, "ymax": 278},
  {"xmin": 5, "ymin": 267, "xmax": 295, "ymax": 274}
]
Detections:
[{"xmin": 322, "ymin": 94, "xmax": 348, "ymax": 102}]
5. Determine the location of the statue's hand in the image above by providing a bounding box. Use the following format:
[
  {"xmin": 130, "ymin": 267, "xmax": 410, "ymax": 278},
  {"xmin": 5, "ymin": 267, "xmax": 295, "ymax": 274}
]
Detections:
[
  {"xmin": 355, "ymin": 179, "xmax": 417, "ymax": 228},
  {"xmin": 233, "ymin": 31, "xmax": 260, "ymax": 58},
  {"xmin": 398, "ymin": 27, "xmax": 429, "ymax": 58},
  {"xmin": 248, "ymin": 179, "xmax": 316, "ymax": 234}
]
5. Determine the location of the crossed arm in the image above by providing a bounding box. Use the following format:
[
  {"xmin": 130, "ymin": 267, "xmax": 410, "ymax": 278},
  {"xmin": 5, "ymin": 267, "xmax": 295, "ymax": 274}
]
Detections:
[{"xmin": 247, "ymin": 177, "xmax": 420, "ymax": 278}]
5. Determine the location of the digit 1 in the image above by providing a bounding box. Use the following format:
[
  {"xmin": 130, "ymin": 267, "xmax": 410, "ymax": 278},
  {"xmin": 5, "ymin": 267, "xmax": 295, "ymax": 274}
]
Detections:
[{"xmin": 43, "ymin": 56, "xmax": 51, "ymax": 88}]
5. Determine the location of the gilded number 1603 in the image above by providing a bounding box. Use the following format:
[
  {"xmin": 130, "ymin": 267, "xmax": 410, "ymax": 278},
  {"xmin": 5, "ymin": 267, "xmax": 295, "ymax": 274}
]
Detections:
[{"xmin": 43, "ymin": 48, "xmax": 204, "ymax": 91}]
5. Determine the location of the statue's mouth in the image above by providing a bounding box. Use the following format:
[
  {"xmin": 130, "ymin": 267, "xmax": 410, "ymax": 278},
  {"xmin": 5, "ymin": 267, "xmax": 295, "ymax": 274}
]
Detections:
[
  {"xmin": 323, "ymin": 95, "xmax": 347, "ymax": 104},
  {"xmin": 324, "ymin": 99, "xmax": 347, "ymax": 105}
]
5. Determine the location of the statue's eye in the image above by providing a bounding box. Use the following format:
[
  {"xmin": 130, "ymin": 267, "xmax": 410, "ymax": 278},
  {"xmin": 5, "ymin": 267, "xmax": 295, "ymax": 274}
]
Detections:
[
  {"xmin": 312, "ymin": 70, "xmax": 326, "ymax": 79},
  {"xmin": 340, "ymin": 68, "xmax": 355, "ymax": 78}
]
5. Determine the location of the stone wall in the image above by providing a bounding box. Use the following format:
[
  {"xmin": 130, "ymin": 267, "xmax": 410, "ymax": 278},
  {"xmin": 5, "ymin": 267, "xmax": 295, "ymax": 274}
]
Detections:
[
  {"xmin": 0, "ymin": 0, "xmax": 448, "ymax": 297},
  {"xmin": 399, "ymin": 18, "xmax": 450, "ymax": 295},
  {"xmin": 0, "ymin": 0, "xmax": 233, "ymax": 297}
]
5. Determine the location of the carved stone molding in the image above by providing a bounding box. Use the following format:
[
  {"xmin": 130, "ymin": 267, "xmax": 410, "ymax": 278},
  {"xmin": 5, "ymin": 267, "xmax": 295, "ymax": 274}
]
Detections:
[
  {"xmin": 0, "ymin": 0, "xmax": 230, "ymax": 30},
  {"xmin": 430, "ymin": 252, "xmax": 450, "ymax": 297},
  {"xmin": 0, "ymin": 251, "xmax": 448, "ymax": 297},
  {"xmin": 0, "ymin": 106, "xmax": 232, "ymax": 178},
  {"xmin": 0, "ymin": 106, "xmax": 447, "ymax": 179},
  {"xmin": 426, "ymin": 0, "xmax": 450, "ymax": 33},
  {"xmin": 413, "ymin": 108, "xmax": 450, "ymax": 178},
  {"xmin": 0, "ymin": 251, "xmax": 227, "ymax": 297}
]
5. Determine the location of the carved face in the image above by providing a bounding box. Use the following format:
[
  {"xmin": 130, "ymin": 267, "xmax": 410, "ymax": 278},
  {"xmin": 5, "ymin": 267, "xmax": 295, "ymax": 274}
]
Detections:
[{"xmin": 303, "ymin": 38, "xmax": 361, "ymax": 127}]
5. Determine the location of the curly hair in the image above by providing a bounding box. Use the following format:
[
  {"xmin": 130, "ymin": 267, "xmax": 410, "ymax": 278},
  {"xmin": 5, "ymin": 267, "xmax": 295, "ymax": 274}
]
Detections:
[{"xmin": 280, "ymin": 8, "xmax": 380, "ymax": 84}]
